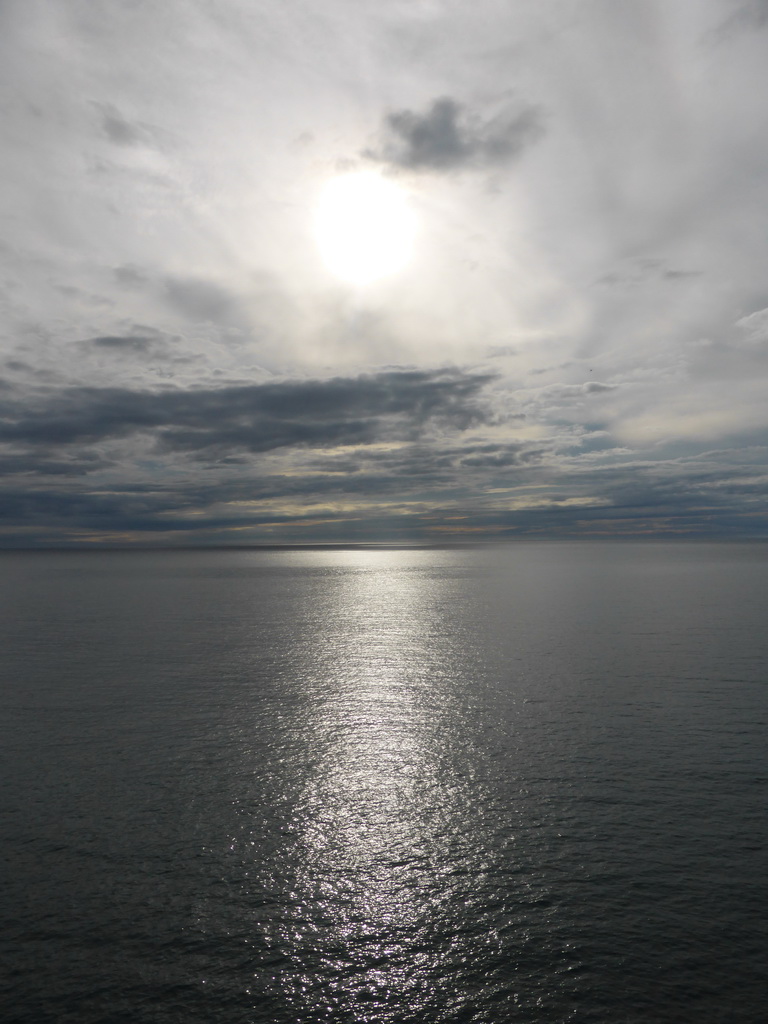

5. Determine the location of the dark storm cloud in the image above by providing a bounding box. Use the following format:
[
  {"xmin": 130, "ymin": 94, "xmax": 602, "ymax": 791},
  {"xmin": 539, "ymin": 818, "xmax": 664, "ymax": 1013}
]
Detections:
[
  {"xmin": 369, "ymin": 97, "xmax": 543, "ymax": 173},
  {"xmin": 0, "ymin": 369, "xmax": 494, "ymax": 455}
]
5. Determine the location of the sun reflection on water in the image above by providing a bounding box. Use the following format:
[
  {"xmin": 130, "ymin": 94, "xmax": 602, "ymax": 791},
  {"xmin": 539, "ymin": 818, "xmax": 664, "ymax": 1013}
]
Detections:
[{"xmin": 265, "ymin": 550, "xmax": 482, "ymax": 1017}]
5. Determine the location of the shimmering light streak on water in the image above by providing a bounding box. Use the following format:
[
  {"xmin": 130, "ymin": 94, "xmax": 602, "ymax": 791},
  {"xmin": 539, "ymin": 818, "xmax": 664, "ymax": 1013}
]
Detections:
[
  {"xmin": 1, "ymin": 544, "xmax": 767, "ymax": 1023},
  {"xmin": 266, "ymin": 553, "xmax": 487, "ymax": 1018}
]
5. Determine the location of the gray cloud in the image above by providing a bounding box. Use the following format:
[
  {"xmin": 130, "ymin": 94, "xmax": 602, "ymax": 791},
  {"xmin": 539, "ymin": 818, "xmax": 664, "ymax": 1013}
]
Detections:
[
  {"xmin": 712, "ymin": 0, "xmax": 768, "ymax": 39},
  {"xmin": 522, "ymin": 381, "xmax": 618, "ymax": 406},
  {"xmin": 3, "ymin": 407, "xmax": 768, "ymax": 544},
  {"xmin": 369, "ymin": 96, "xmax": 543, "ymax": 173},
  {"xmin": 0, "ymin": 369, "xmax": 495, "ymax": 455},
  {"xmin": 300, "ymin": 438, "xmax": 549, "ymax": 483},
  {"xmin": 596, "ymin": 260, "xmax": 701, "ymax": 289},
  {"xmin": 458, "ymin": 443, "xmax": 547, "ymax": 469},
  {"xmin": 663, "ymin": 269, "xmax": 701, "ymax": 281},
  {"xmin": 89, "ymin": 335, "xmax": 155, "ymax": 354},
  {"xmin": 95, "ymin": 103, "xmax": 162, "ymax": 148},
  {"xmin": 6, "ymin": 445, "xmax": 768, "ymax": 543},
  {"xmin": 113, "ymin": 265, "xmax": 149, "ymax": 289},
  {"xmin": 0, "ymin": 452, "xmax": 106, "ymax": 477},
  {"xmin": 99, "ymin": 107, "xmax": 143, "ymax": 146},
  {"xmin": 79, "ymin": 327, "xmax": 184, "ymax": 365},
  {"xmin": 163, "ymin": 277, "xmax": 240, "ymax": 326}
]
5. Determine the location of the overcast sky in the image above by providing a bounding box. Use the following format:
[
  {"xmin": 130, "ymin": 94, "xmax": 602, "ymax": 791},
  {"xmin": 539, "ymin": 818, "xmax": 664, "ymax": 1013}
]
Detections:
[{"xmin": 2, "ymin": 0, "xmax": 768, "ymax": 546}]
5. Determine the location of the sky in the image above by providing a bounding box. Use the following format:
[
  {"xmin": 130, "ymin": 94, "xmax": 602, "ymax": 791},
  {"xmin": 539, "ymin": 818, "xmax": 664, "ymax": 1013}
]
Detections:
[{"xmin": 2, "ymin": 0, "xmax": 768, "ymax": 546}]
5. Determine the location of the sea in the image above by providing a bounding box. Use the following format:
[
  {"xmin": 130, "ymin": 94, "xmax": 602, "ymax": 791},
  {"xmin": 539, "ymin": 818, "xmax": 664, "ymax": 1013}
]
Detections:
[{"xmin": 1, "ymin": 542, "xmax": 766, "ymax": 1023}]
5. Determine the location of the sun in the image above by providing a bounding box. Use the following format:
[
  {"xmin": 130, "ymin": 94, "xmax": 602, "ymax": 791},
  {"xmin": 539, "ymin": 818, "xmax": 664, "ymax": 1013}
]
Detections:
[{"xmin": 314, "ymin": 171, "xmax": 416, "ymax": 285}]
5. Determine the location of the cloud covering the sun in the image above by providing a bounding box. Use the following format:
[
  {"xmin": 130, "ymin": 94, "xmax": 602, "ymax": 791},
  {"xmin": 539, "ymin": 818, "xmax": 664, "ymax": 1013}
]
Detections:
[{"xmin": 2, "ymin": 0, "xmax": 768, "ymax": 545}]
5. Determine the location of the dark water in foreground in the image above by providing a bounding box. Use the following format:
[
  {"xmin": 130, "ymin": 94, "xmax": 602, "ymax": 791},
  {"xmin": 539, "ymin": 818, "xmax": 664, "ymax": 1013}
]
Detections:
[{"xmin": 1, "ymin": 543, "xmax": 766, "ymax": 1023}]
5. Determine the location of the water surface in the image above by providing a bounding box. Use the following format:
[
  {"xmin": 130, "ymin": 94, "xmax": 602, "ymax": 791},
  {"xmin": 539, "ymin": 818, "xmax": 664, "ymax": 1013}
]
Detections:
[{"xmin": 1, "ymin": 543, "xmax": 766, "ymax": 1022}]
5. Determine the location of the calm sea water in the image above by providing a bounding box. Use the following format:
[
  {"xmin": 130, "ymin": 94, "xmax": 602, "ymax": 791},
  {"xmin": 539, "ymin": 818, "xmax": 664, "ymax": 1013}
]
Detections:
[{"xmin": 1, "ymin": 543, "xmax": 766, "ymax": 1023}]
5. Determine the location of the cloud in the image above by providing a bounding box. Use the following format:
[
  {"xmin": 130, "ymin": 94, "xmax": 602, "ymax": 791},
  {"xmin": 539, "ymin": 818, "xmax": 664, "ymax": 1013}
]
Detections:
[
  {"xmin": 163, "ymin": 277, "xmax": 241, "ymax": 326},
  {"xmin": 368, "ymin": 96, "xmax": 543, "ymax": 173},
  {"xmin": 95, "ymin": 103, "xmax": 163, "ymax": 148},
  {"xmin": 0, "ymin": 452, "xmax": 106, "ymax": 477},
  {"xmin": 302, "ymin": 438, "xmax": 548, "ymax": 481},
  {"xmin": 734, "ymin": 307, "xmax": 768, "ymax": 346},
  {"xmin": 457, "ymin": 443, "xmax": 546, "ymax": 468},
  {"xmin": 113, "ymin": 265, "xmax": 149, "ymax": 289},
  {"xmin": 3, "ymin": 393, "xmax": 768, "ymax": 544},
  {"xmin": 711, "ymin": 0, "xmax": 768, "ymax": 39},
  {"xmin": 521, "ymin": 381, "xmax": 618, "ymax": 405},
  {"xmin": 663, "ymin": 269, "xmax": 700, "ymax": 281},
  {"xmin": 89, "ymin": 335, "xmax": 155, "ymax": 354},
  {"xmin": 0, "ymin": 368, "xmax": 495, "ymax": 455},
  {"xmin": 595, "ymin": 259, "xmax": 701, "ymax": 289},
  {"xmin": 77, "ymin": 328, "xmax": 184, "ymax": 367},
  {"xmin": 2, "ymin": 3, "xmax": 768, "ymax": 544}
]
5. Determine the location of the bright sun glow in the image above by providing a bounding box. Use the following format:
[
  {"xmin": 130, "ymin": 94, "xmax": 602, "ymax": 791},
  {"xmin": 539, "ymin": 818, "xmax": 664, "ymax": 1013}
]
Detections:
[{"xmin": 315, "ymin": 172, "xmax": 416, "ymax": 285}]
